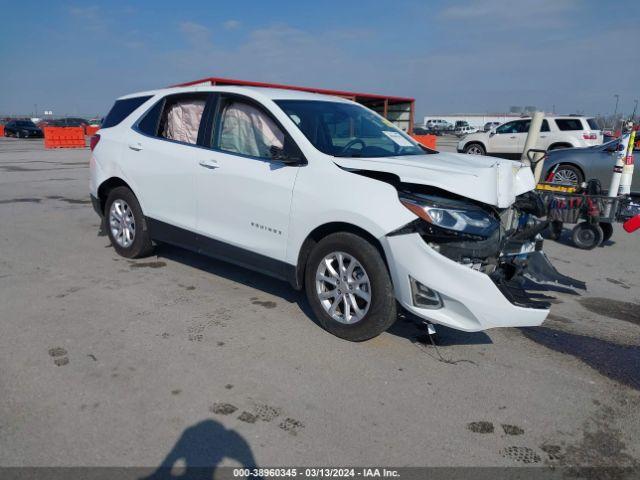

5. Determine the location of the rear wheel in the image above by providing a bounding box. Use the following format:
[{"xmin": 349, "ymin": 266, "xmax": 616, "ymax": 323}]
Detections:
[
  {"xmin": 571, "ymin": 222, "xmax": 603, "ymax": 250},
  {"xmin": 464, "ymin": 143, "xmax": 485, "ymax": 155},
  {"xmin": 550, "ymin": 164, "xmax": 584, "ymax": 186},
  {"xmin": 305, "ymin": 232, "xmax": 396, "ymax": 342},
  {"xmin": 105, "ymin": 187, "xmax": 153, "ymax": 258}
]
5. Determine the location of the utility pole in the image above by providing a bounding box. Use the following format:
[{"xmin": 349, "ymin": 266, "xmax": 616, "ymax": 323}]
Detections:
[
  {"xmin": 632, "ymin": 99, "xmax": 638, "ymax": 122},
  {"xmin": 613, "ymin": 94, "xmax": 620, "ymax": 129}
]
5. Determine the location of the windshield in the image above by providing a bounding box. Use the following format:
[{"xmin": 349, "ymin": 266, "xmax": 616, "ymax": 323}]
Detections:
[{"xmin": 275, "ymin": 100, "xmax": 427, "ymax": 158}]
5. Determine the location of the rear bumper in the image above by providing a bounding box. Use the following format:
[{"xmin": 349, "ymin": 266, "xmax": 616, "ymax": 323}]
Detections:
[{"xmin": 382, "ymin": 233, "xmax": 549, "ymax": 332}]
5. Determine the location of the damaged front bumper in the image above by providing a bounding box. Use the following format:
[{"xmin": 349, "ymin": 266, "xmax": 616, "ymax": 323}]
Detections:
[{"xmin": 382, "ymin": 226, "xmax": 584, "ymax": 332}]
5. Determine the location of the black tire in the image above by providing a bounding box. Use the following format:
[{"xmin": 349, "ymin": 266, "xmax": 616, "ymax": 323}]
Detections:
[
  {"xmin": 550, "ymin": 164, "xmax": 584, "ymax": 186},
  {"xmin": 104, "ymin": 186, "xmax": 153, "ymax": 258},
  {"xmin": 15, "ymin": 131, "xmax": 22, "ymax": 139},
  {"xmin": 600, "ymin": 222, "xmax": 613, "ymax": 243},
  {"xmin": 548, "ymin": 220, "xmax": 563, "ymax": 240},
  {"xmin": 464, "ymin": 143, "xmax": 486, "ymax": 155},
  {"xmin": 571, "ymin": 222, "xmax": 603, "ymax": 250},
  {"xmin": 304, "ymin": 232, "xmax": 396, "ymax": 342}
]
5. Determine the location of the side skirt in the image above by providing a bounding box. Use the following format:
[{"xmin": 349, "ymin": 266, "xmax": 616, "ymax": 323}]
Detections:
[{"xmin": 146, "ymin": 217, "xmax": 297, "ymax": 287}]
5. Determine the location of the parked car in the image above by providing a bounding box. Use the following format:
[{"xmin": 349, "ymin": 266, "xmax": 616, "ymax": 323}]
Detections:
[
  {"xmin": 412, "ymin": 126, "xmax": 441, "ymax": 136},
  {"xmin": 483, "ymin": 121, "xmax": 501, "ymax": 132},
  {"xmin": 457, "ymin": 116, "xmax": 602, "ymax": 158},
  {"xmin": 3, "ymin": 120, "xmax": 43, "ymax": 138},
  {"xmin": 425, "ymin": 119, "xmax": 452, "ymax": 131},
  {"xmin": 454, "ymin": 125, "xmax": 477, "ymax": 136},
  {"xmin": 544, "ymin": 138, "xmax": 640, "ymax": 194},
  {"xmin": 90, "ymin": 86, "xmax": 576, "ymax": 341},
  {"xmin": 49, "ymin": 117, "xmax": 89, "ymax": 127}
]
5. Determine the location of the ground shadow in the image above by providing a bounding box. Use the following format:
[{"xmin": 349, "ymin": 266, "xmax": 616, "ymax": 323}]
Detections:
[
  {"xmin": 141, "ymin": 419, "xmax": 258, "ymax": 480},
  {"xmin": 154, "ymin": 243, "xmax": 492, "ymax": 347},
  {"xmin": 389, "ymin": 312, "xmax": 492, "ymax": 346}
]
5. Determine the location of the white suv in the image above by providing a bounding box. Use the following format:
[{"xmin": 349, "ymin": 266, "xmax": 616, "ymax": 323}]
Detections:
[
  {"xmin": 457, "ymin": 116, "xmax": 602, "ymax": 158},
  {"xmin": 90, "ymin": 86, "xmax": 580, "ymax": 341},
  {"xmin": 425, "ymin": 119, "xmax": 452, "ymax": 131}
]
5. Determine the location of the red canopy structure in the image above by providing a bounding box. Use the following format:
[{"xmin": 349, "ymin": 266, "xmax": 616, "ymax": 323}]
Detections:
[{"xmin": 173, "ymin": 76, "xmax": 416, "ymax": 133}]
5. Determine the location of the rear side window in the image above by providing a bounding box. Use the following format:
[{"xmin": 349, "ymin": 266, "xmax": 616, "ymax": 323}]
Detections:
[
  {"xmin": 137, "ymin": 93, "xmax": 208, "ymax": 145},
  {"xmin": 587, "ymin": 118, "xmax": 600, "ymax": 130},
  {"xmin": 102, "ymin": 96, "xmax": 152, "ymax": 128},
  {"xmin": 555, "ymin": 119, "xmax": 584, "ymax": 131}
]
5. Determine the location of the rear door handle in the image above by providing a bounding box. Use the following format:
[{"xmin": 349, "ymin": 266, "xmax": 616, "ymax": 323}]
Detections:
[
  {"xmin": 128, "ymin": 143, "xmax": 142, "ymax": 151},
  {"xmin": 199, "ymin": 159, "xmax": 219, "ymax": 169}
]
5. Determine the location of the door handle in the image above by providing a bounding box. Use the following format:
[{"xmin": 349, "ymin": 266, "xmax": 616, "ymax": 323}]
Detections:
[
  {"xmin": 128, "ymin": 143, "xmax": 142, "ymax": 151},
  {"xmin": 509, "ymin": 136, "xmax": 516, "ymax": 139},
  {"xmin": 199, "ymin": 159, "xmax": 219, "ymax": 169}
]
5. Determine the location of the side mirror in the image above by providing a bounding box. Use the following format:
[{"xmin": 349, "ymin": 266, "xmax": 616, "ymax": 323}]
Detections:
[
  {"xmin": 489, "ymin": 129, "xmax": 496, "ymax": 137},
  {"xmin": 270, "ymin": 145, "xmax": 303, "ymax": 165}
]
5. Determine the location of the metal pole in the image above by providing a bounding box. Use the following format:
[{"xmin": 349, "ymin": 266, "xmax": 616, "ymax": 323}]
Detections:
[{"xmin": 521, "ymin": 112, "xmax": 545, "ymax": 183}]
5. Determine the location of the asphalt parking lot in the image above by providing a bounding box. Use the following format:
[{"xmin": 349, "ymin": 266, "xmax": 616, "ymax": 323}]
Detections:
[{"xmin": 1, "ymin": 137, "xmax": 639, "ymax": 472}]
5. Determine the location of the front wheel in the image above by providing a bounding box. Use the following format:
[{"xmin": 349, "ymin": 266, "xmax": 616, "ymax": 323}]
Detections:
[
  {"xmin": 305, "ymin": 232, "xmax": 396, "ymax": 342},
  {"xmin": 105, "ymin": 186, "xmax": 153, "ymax": 258}
]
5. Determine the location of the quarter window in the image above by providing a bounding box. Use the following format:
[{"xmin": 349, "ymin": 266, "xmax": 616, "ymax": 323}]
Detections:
[
  {"xmin": 555, "ymin": 119, "xmax": 583, "ymax": 131},
  {"xmin": 102, "ymin": 96, "xmax": 152, "ymax": 129}
]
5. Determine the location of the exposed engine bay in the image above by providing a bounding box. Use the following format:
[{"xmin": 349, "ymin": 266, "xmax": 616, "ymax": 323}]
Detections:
[{"xmin": 390, "ymin": 183, "xmax": 586, "ymax": 309}]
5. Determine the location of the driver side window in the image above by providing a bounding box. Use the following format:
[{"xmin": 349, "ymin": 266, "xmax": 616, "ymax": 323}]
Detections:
[
  {"xmin": 496, "ymin": 121, "xmax": 517, "ymax": 134},
  {"xmin": 216, "ymin": 100, "xmax": 284, "ymax": 160}
]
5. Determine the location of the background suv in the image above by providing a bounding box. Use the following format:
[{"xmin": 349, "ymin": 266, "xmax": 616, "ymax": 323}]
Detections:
[{"xmin": 457, "ymin": 116, "xmax": 602, "ymax": 158}]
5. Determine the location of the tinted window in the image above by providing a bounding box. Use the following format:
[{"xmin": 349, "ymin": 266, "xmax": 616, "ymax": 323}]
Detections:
[
  {"xmin": 137, "ymin": 99, "xmax": 165, "ymax": 136},
  {"xmin": 587, "ymin": 118, "xmax": 599, "ymax": 130},
  {"xmin": 555, "ymin": 118, "xmax": 584, "ymax": 131},
  {"xmin": 216, "ymin": 100, "xmax": 285, "ymax": 159},
  {"xmin": 102, "ymin": 96, "xmax": 152, "ymax": 129},
  {"xmin": 496, "ymin": 121, "xmax": 520, "ymax": 134}
]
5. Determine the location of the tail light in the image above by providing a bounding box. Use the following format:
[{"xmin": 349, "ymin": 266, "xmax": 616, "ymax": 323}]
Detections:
[
  {"xmin": 582, "ymin": 132, "xmax": 597, "ymax": 140},
  {"xmin": 90, "ymin": 134, "xmax": 101, "ymax": 151}
]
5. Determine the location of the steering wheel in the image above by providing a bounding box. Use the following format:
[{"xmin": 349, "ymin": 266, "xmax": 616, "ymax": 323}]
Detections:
[{"xmin": 339, "ymin": 138, "xmax": 366, "ymax": 155}]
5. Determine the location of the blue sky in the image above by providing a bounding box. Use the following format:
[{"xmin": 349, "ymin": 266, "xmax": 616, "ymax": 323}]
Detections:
[{"xmin": 0, "ymin": 0, "xmax": 638, "ymax": 118}]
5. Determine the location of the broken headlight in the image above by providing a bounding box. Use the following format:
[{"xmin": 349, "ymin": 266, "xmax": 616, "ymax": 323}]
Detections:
[{"xmin": 399, "ymin": 192, "xmax": 499, "ymax": 238}]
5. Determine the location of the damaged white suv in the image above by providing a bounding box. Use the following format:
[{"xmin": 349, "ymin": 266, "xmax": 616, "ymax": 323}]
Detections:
[{"xmin": 90, "ymin": 86, "xmax": 582, "ymax": 341}]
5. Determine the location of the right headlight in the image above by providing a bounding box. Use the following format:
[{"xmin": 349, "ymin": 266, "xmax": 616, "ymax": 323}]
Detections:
[{"xmin": 399, "ymin": 192, "xmax": 499, "ymax": 238}]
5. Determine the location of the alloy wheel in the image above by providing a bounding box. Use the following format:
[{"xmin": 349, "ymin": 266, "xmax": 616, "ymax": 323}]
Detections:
[
  {"xmin": 315, "ymin": 251, "xmax": 371, "ymax": 324},
  {"xmin": 552, "ymin": 168, "xmax": 579, "ymax": 185},
  {"xmin": 109, "ymin": 199, "xmax": 136, "ymax": 248}
]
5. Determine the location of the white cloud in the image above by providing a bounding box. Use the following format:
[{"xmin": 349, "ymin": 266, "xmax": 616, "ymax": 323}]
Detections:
[
  {"xmin": 179, "ymin": 21, "xmax": 213, "ymax": 48},
  {"xmin": 440, "ymin": 0, "xmax": 580, "ymax": 28},
  {"xmin": 223, "ymin": 20, "xmax": 241, "ymax": 30}
]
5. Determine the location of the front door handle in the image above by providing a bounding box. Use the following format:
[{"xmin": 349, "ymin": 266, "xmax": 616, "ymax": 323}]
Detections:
[
  {"xmin": 509, "ymin": 136, "xmax": 516, "ymax": 139},
  {"xmin": 128, "ymin": 143, "xmax": 142, "ymax": 151},
  {"xmin": 199, "ymin": 159, "xmax": 219, "ymax": 169}
]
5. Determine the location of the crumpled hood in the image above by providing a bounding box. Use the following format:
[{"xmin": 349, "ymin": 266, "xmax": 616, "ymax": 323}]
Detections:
[{"xmin": 333, "ymin": 152, "xmax": 536, "ymax": 208}]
